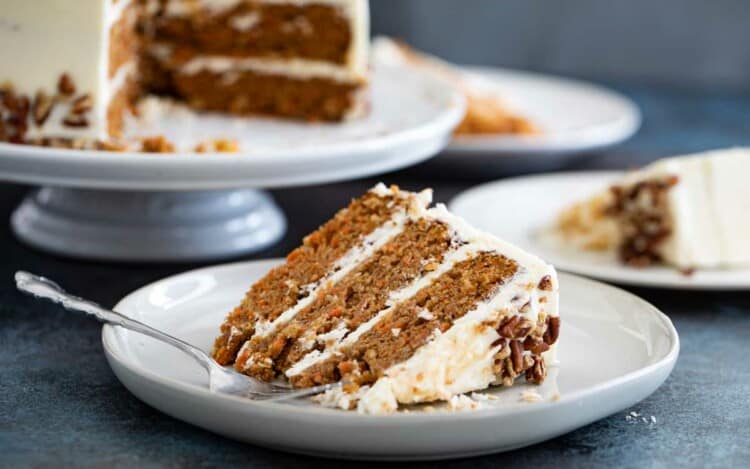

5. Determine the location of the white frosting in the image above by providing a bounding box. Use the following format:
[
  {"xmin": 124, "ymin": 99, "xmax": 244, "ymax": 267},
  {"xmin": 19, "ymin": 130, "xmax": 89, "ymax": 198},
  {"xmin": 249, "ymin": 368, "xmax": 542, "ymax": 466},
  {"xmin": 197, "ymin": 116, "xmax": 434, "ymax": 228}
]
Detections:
[
  {"xmin": 356, "ymin": 379, "xmax": 397, "ymax": 414},
  {"xmin": 179, "ymin": 55, "xmax": 366, "ymax": 82},
  {"xmin": 0, "ymin": 0, "xmax": 134, "ymax": 140}
]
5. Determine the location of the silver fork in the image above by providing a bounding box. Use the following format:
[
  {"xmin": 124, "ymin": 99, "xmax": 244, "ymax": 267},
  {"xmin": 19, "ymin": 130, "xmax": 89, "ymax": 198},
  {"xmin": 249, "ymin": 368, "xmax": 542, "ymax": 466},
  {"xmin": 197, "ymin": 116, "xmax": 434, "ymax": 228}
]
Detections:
[{"xmin": 15, "ymin": 271, "xmax": 342, "ymax": 402}]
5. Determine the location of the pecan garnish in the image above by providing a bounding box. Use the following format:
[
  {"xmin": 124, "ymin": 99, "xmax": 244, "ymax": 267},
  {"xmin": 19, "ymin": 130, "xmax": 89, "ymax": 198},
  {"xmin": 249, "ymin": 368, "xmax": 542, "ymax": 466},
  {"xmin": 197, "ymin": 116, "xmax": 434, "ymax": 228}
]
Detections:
[
  {"xmin": 525, "ymin": 357, "xmax": 547, "ymax": 384},
  {"xmin": 58, "ymin": 73, "xmax": 76, "ymax": 96},
  {"xmin": 538, "ymin": 275, "xmax": 553, "ymax": 291},
  {"xmin": 543, "ymin": 316, "xmax": 560, "ymax": 345},
  {"xmin": 523, "ymin": 335, "xmax": 550, "ymax": 355},
  {"xmin": 63, "ymin": 114, "xmax": 89, "ymax": 128},
  {"xmin": 510, "ymin": 340, "xmax": 523, "ymax": 373},
  {"xmin": 71, "ymin": 94, "xmax": 93, "ymax": 114},
  {"xmin": 32, "ymin": 91, "xmax": 54, "ymax": 126}
]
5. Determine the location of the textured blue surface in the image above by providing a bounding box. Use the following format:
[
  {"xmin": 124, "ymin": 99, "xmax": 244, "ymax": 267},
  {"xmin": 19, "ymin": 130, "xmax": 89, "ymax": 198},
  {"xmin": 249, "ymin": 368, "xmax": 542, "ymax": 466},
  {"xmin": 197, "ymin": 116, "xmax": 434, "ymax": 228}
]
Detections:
[{"xmin": 2, "ymin": 87, "xmax": 750, "ymax": 467}]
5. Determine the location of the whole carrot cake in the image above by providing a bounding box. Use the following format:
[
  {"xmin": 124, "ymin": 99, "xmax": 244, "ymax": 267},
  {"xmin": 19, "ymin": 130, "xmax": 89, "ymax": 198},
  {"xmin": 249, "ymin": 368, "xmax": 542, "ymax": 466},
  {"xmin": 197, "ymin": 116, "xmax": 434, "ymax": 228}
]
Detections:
[
  {"xmin": 0, "ymin": 0, "xmax": 369, "ymax": 147},
  {"xmin": 213, "ymin": 184, "xmax": 560, "ymax": 413}
]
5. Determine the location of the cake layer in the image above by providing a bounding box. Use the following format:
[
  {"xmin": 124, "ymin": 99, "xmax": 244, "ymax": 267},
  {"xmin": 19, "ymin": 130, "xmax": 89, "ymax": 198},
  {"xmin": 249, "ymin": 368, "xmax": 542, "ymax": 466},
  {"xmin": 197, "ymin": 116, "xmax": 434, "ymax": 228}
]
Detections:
[
  {"xmin": 234, "ymin": 217, "xmax": 454, "ymax": 380},
  {"xmin": 143, "ymin": 1, "xmax": 356, "ymax": 64},
  {"xmin": 212, "ymin": 185, "xmax": 430, "ymax": 365},
  {"xmin": 169, "ymin": 66, "xmax": 365, "ymax": 120}
]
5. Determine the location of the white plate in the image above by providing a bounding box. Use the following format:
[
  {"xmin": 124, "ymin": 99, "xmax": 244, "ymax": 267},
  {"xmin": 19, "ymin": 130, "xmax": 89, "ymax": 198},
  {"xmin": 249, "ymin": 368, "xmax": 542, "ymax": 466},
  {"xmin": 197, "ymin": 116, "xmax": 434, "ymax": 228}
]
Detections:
[
  {"xmin": 103, "ymin": 259, "xmax": 678, "ymax": 460},
  {"xmin": 0, "ymin": 64, "xmax": 464, "ymax": 190},
  {"xmin": 437, "ymin": 67, "xmax": 641, "ymax": 172},
  {"xmin": 450, "ymin": 172, "xmax": 750, "ymax": 290}
]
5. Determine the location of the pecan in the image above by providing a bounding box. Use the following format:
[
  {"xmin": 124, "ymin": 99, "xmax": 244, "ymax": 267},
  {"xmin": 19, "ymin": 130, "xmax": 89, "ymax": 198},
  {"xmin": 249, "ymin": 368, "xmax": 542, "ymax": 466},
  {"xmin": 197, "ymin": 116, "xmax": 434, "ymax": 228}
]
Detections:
[
  {"xmin": 525, "ymin": 357, "xmax": 547, "ymax": 384},
  {"xmin": 538, "ymin": 275, "xmax": 553, "ymax": 291},
  {"xmin": 71, "ymin": 94, "xmax": 93, "ymax": 114},
  {"xmin": 498, "ymin": 315, "xmax": 520, "ymax": 338},
  {"xmin": 510, "ymin": 340, "xmax": 523, "ymax": 373},
  {"xmin": 58, "ymin": 73, "xmax": 76, "ymax": 96},
  {"xmin": 32, "ymin": 91, "xmax": 54, "ymax": 126},
  {"xmin": 543, "ymin": 316, "xmax": 561, "ymax": 345},
  {"xmin": 523, "ymin": 335, "xmax": 550, "ymax": 355},
  {"xmin": 63, "ymin": 114, "xmax": 89, "ymax": 128}
]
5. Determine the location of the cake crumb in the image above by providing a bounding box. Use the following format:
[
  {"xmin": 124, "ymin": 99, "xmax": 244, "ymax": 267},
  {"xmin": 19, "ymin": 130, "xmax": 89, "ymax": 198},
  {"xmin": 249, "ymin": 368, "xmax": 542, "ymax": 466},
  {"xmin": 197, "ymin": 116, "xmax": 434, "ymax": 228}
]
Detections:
[
  {"xmin": 520, "ymin": 388, "xmax": 543, "ymax": 402},
  {"xmin": 194, "ymin": 138, "xmax": 240, "ymax": 153},
  {"xmin": 140, "ymin": 135, "xmax": 175, "ymax": 153},
  {"xmin": 447, "ymin": 394, "xmax": 484, "ymax": 411}
]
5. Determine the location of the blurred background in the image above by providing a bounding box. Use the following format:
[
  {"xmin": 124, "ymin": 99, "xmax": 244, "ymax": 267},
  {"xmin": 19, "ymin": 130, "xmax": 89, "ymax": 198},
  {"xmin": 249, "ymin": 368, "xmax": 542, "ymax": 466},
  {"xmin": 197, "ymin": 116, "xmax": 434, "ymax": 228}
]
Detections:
[{"xmin": 371, "ymin": 0, "xmax": 750, "ymax": 92}]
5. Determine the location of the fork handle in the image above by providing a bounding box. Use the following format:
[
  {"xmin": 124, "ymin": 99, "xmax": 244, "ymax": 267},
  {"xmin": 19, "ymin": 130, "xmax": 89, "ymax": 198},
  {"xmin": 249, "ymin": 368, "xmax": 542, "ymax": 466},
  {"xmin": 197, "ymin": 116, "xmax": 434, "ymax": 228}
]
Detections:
[{"xmin": 15, "ymin": 271, "xmax": 213, "ymax": 371}]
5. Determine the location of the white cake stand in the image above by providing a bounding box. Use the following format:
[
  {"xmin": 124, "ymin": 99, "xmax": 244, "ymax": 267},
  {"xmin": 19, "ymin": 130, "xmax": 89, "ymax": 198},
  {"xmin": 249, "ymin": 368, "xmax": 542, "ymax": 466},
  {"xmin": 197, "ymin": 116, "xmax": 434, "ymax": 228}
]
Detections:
[{"xmin": 0, "ymin": 64, "xmax": 464, "ymax": 261}]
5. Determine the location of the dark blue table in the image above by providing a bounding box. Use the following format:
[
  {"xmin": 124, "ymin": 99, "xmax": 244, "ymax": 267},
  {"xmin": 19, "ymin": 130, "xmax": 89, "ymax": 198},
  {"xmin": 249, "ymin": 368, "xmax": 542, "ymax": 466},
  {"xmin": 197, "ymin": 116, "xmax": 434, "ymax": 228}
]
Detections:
[{"xmin": 2, "ymin": 86, "xmax": 749, "ymax": 467}]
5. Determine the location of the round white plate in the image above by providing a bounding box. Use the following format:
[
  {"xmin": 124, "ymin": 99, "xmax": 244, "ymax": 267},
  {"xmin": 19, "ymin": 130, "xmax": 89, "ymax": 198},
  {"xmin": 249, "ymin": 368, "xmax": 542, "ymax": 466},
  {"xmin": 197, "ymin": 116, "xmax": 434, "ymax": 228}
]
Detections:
[
  {"xmin": 103, "ymin": 259, "xmax": 678, "ymax": 460},
  {"xmin": 0, "ymin": 64, "xmax": 464, "ymax": 191},
  {"xmin": 437, "ymin": 67, "xmax": 641, "ymax": 172},
  {"xmin": 450, "ymin": 172, "xmax": 750, "ymax": 290}
]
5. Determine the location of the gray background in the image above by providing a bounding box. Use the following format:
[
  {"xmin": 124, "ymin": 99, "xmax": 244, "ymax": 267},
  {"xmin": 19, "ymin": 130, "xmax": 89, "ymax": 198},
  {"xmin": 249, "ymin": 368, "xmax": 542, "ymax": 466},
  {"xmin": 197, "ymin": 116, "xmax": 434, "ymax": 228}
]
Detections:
[{"xmin": 371, "ymin": 0, "xmax": 750, "ymax": 92}]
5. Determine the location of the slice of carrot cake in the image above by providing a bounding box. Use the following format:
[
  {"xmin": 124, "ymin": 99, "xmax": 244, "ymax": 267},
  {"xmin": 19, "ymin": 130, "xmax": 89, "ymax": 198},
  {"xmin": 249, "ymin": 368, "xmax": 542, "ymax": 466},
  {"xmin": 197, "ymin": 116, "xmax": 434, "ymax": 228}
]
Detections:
[
  {"xmin": 554, "ymin": 148, "xmax": 750, "ymax": 270},
  {"xmin": 213, "ymin": 184, "xmax": 560, "ymax": 414}
]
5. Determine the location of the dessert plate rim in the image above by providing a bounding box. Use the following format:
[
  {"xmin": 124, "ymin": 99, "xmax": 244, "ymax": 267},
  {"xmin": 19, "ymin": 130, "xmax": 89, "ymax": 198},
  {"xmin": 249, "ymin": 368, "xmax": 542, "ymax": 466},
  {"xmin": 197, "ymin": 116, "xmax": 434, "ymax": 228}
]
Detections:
[
  {"xmin": 450, "ymin": 171, "xmax": 750, "ymax": 290},
  {"xmin": 101, "ymin": 258, "xmax": 678, "ymax": 459}
]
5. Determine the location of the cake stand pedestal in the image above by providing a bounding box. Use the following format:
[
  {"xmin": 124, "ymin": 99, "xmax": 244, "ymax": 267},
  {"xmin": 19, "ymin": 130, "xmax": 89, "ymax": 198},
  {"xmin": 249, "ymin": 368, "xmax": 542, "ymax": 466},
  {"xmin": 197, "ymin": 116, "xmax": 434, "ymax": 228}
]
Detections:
[{"xmin": 11, "ymin": 187, "xmax": 286, "ymax": 262}]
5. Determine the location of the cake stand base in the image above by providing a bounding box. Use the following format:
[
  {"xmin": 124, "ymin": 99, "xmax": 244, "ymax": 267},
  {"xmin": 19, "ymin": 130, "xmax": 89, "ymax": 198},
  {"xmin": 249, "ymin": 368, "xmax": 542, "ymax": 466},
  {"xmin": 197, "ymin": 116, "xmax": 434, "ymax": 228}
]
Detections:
[{"xmin": 11, "ymin": 187, "xmax": 286, "ymax": 262}]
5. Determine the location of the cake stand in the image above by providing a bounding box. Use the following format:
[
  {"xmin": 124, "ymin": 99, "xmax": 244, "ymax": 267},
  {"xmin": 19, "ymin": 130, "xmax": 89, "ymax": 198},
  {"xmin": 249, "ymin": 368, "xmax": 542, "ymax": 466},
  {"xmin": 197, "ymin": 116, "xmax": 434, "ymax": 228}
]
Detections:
[{"xmin": 0, "ymin": 64, "xmax": 464, "ymax": 261}]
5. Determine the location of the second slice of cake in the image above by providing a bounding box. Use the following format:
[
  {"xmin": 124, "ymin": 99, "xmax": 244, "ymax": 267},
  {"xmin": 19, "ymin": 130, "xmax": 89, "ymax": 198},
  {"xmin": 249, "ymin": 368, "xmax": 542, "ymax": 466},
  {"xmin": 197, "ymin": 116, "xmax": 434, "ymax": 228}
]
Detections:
[{"xmin": 212, "ymin": 184, "xmax": 560, "ymax": 414}]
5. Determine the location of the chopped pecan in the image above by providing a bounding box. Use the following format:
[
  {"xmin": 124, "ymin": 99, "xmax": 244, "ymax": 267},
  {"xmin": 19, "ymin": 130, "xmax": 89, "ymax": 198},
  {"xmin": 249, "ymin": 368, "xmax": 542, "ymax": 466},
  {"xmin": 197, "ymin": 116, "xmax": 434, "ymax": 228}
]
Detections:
[
  {"xmin": 58, "ymin": 73, "xmax": 76, "ymax": 96},
  {"xmin": 71, "ymin": 94, "xmax": 93, "ymax": 114},
  {"xmin": 32, "ymin": 91, "xmax": 54, "ymax": 126},
  {"xmin": 525, "ymin": 357, "xmax": 547, "ymax": 384},
  {"xmin": 543, "ymin": 316, "xmax": 561, "ymax": 345},
  {"xmin": 63, "ymin": 114, "xmax": 89, "ymax": 128},
  {"xmin": 510, "ymin": 340, "xmax": 523, "ymax": 373},
  {"xmin": 538, "ymin": 275, "xmax": 553, "ymax": 291}
]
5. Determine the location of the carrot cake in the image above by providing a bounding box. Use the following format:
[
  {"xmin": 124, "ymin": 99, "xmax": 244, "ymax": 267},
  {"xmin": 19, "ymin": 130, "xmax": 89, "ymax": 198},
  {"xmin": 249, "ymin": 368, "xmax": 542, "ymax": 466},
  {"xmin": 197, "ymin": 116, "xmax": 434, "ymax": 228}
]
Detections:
[
  {"xmin": 212, "ymin": 184, "xmax": 560, "ymax": 414},
  {"xmin": 0, "ymin": 0, "xmax": 369, "ymax": 146},
  {"xmin": 554, "ymin": 148, "xmax": 750, "ymax": 270},
  {"xmin": 371, "ymin": 36, "xmax": 537, "ymax": 137}
]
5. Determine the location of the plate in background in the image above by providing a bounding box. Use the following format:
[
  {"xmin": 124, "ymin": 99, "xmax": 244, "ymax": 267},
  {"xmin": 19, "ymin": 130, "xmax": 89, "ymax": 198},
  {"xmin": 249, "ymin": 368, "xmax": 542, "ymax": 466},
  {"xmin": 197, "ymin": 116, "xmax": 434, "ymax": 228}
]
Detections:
[{"xmin": 103, "ymin": 259, "xmax": 678, "ymax": 460}]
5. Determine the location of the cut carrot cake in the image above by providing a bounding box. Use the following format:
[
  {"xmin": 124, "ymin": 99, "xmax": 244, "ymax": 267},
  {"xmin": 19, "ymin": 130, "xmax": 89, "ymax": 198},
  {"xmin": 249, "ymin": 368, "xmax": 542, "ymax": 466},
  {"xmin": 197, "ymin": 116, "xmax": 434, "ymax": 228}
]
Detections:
[
  {"xmin": 213, "ymin": 184, "xmax": 560, "ymax": 414},
  {"xmin": 372, "ymin": 36, "xmax": 538, "ymax": 137},
  {"xmin": 0, "ymin": 0, "xmax": 369, "ymax": 146},
  {"xmin": 554, "ymin": 148, "xmax": 750, "ymax": 270}
]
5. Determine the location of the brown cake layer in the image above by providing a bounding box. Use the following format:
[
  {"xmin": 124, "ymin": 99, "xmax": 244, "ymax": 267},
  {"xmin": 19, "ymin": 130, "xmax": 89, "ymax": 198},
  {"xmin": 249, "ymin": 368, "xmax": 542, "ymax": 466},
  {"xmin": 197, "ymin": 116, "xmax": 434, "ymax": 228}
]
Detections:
[
  {"xmin": 170, "ymin": 68, "xmax": 363, "ymax": 121},
  {"xmin": 234, "ymin": 219, "xmax": 454, "ymax": 380},
  {"xmin": 290, "ymin": 252, "xmax": 520, "ymax": 388},
  {"xmin": 212, "ymin": 190, "xmax": 414, "ymax": 365},
  {"xmin": 142, "ymin": 1, "xmax": 352, "ymax": 63}
]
